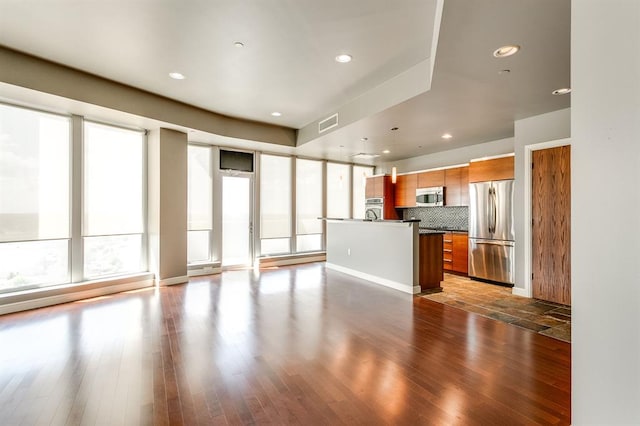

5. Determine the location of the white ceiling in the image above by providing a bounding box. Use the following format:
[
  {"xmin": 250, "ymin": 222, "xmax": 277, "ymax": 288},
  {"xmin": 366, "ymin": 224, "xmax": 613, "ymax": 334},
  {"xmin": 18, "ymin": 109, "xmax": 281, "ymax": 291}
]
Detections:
[{"xmin": 0, "ymin": 0, "xmax": 570, "ymax": 164}]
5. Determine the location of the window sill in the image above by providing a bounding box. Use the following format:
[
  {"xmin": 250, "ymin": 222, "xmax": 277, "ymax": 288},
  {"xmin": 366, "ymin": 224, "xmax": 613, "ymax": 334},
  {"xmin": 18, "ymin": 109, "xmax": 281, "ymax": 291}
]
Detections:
[{"xmin": 0, "ymin": 272, "xmax": 154, "ymax": 316}]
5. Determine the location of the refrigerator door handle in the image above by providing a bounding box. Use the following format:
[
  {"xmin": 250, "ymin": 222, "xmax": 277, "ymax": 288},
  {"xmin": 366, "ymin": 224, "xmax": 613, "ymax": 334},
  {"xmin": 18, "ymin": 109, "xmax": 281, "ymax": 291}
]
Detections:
[
  {"xmin": 487, "ymin": 186, "xmax": 493, "ymax": 234},
  {"xmin": 489, "ymin": 186, "xmax": 497, "ymax": 234},
  {"xmin": 492, "ymin": 187, "xmax": 497, "ymax": 233},
  {"xmin": 474, "ymin": 240, "xmax": 514, "ymax": 246}
]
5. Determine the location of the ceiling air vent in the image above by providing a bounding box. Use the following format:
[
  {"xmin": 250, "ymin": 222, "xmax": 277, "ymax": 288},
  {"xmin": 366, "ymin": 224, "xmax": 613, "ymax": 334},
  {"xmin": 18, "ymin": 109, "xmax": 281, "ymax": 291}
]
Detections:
[
  {"xmin": 352, "ymin": 153, "xmax": 380, "ymax": 160},
  {"xmin": 318, "ymin": 113, "xmax": 339, "ymax": 133}
]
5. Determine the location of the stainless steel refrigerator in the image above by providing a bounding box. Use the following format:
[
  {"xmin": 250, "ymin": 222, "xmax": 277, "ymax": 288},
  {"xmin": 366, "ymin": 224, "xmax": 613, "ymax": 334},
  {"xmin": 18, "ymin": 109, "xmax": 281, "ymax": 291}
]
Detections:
[{"xmin": 468, "ymin": 180, "xmax": 515, "ymax": 285}]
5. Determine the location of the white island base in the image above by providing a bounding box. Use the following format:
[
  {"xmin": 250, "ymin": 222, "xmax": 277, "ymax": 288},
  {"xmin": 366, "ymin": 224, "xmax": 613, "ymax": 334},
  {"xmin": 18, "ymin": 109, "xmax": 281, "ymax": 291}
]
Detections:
[{"xmin": 325, "ymin": 220, "xmax": 421, "ymax": 294}]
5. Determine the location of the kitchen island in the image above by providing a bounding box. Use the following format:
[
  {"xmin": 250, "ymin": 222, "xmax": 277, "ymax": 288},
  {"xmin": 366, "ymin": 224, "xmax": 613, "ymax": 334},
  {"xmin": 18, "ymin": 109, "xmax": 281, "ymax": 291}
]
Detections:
[{"xmin": 324, "ymin": 219, "xmax": 443, "ymax": 294}]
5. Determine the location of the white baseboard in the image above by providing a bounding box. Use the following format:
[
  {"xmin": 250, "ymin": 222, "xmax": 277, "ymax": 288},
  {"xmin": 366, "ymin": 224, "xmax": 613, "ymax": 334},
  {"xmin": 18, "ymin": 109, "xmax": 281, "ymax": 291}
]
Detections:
[
  {"xmin": 0, "ymin": 278, "xmax": 154, "ymax": 316},
  {"xmin": 512, "ymin": 287, "xmax": 531, "ymax": 298},
  {"xmin": 326, "ymin": 262, "xmax": 420, "ymax": 294},
  {"xmin": 259, "ymin": 253, "xmax": 326, "ymax": 268},
  {"xmin": 158, "ymin": 275, "xmax": 189, "ymax": 286},
  {"xmin": 188, "ymin": 266, "xmax": 222, "ymax": 277}
]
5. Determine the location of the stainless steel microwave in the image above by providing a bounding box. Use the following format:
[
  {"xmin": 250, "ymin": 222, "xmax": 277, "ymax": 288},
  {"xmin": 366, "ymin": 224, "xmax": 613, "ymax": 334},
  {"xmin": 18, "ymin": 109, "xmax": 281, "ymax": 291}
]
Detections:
[{"xmin": 416, "ymin": 187, "xmax": 444, "ymax": 206}]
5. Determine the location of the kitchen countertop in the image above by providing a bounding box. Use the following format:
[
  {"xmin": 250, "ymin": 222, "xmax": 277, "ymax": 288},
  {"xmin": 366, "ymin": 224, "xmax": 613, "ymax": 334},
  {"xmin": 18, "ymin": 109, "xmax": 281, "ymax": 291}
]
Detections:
[
  {"xmin": 418, "ymin": 229, "xmax": 446, "ymax": 234},
  {"xmin": 419, "ymin": 227, "xmax": 468, "ymax": 232},
  {"xmin": 321, "ymin": 218, "xmax": 421, "ymax": 223}
]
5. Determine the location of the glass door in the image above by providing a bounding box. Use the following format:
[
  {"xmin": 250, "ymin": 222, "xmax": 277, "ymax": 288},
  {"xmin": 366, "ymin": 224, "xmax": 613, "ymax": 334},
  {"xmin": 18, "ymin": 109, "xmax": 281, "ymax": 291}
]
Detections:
[{"xmin": 221, "ymin": 175, "xmax": 253, "ymax": 267}]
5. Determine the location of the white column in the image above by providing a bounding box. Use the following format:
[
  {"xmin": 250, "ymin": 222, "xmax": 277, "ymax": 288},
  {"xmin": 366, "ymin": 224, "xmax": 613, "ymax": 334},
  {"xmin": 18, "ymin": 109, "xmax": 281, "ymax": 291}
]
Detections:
[
  {"xmin": 148, "ymin": 128, "xmax": 188, "ymax": 285},
  {"xmin": 572, "ymin": 0, "xmax": 640, "ymax": 422}
]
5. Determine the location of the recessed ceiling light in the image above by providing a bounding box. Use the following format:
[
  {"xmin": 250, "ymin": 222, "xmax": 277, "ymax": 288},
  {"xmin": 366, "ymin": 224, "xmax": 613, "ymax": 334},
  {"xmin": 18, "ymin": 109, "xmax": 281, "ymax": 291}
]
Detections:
[
  {"xmin": 552, "ymin": 88, "xmax": 572, "ymax": 95},
  {"xmin": 361, "ymin": 137, "xmax": 368, "ymax": 141},
  {"xmin": 493, "ymin": 45, "xmax": 520, "ymax": 58},
  {"xmin": 271, "ymin": 111, "xmax": 282, "ymax": 117},
  {"xmin": 169, "ymin": 72, "xmax": 185, "ymax": 80},
  {"xmin": 498, "ymin": 69, "xmax": 511, "ymax": 75},
  {"xmin": 383, "ymin": 149, "xmax": 390, "ymax": 154},
  {"xmin": 335, "ymin": 54, "xmax": 352, "ymax": 63},
  {"xmin": 442, "ymin": 133, "xmax": 453, "ymax": 140},
  {"xmin": 234, "ymin": 41, "xmax": 245, "ymax": 48}
]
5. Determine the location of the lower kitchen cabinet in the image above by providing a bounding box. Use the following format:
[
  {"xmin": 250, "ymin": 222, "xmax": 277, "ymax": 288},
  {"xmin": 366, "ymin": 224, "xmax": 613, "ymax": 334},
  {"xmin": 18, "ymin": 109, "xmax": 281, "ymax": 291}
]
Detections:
[
  {"xmin": 452, "ymin": 232, "xmax": 468, "ymax": 274},
  {"xmin": 443, "ymin": 231, "xmax": 468, "ymax": 274},
  {"xmin": 443, "ymin": 233, "xmax": 453, "ymax": 271}
]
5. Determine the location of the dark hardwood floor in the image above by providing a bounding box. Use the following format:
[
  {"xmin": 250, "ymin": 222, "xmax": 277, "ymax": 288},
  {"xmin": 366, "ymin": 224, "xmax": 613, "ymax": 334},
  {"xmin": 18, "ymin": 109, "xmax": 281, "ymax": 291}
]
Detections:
[{"xmin": 0, "ymin": 263, "xmax": 571, "ymax": 425}]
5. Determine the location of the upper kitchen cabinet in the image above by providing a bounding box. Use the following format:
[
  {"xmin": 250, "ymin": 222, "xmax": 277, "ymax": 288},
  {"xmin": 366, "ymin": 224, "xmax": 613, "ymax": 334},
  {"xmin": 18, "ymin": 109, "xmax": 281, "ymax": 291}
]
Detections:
[
  {"xmin": 417, "ymin": 170, "xmax": 444, "ymax": 188},
  {"xmin": 444, "ymin": 166, "xmax": 470, "ymax": 206},
  {"xmin": 395, "ymin": 174, "xmax": 417, "ymax": 207},
  {"xmin": 460, "ymin": 166, "xmax": 469, "ymax": 205},
  {"xmin": 444, "ymin": 168, "xmax": 460, "ymax": 206},
  {"xmin": 365, "ymin": 176, "xmax": 384, "ymax": 198},
  {"xmin": 468, "ymin": 156, "xmax": 514, "ymax": 183},
  {"xmin": 366, "ymin": 175, "xmax": 399, "ymax": 219}
]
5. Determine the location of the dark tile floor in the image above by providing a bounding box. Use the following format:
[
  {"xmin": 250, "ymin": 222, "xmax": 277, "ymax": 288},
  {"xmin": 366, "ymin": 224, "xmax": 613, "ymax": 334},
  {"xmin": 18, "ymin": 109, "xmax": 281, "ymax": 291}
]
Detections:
[{"xmin": 422, "ymin": 274, "xmax": 572, "ymax": 343}]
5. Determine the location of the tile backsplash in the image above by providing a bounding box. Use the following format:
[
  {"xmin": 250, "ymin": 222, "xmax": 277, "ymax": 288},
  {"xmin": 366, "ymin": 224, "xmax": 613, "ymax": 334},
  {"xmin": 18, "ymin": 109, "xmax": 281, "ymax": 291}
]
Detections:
[{"xmin": 404, "ymin": 206, "xmax": 469, "ymax": 231}]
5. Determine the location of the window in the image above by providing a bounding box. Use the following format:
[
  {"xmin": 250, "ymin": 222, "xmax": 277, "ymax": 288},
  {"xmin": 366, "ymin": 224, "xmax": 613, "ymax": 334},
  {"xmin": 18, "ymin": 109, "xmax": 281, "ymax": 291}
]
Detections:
[
  {"xmin": 83, "ymin": 122, "xmax": 145, "ymax": 278},
  {"xmin": 296, "ymin": 158, "xmax": 323, "ymax": 252},
  {"xmin": 0, "ymin": 104, "xmax": 71, "ymax": 292},
  {"xmin": 352, "ymin": 165, "xmax": 374, "ymax": 219},
  {"xmin": 260, "ymin": 154, "xmax": 291, "ymax": 255},
  {"xmin": 326, "ymin": 162, "xmax": 351, "ymax": 218},
  {"xmin": 187, "ymin": 145, "xmax": 213, "ymax": 264}
]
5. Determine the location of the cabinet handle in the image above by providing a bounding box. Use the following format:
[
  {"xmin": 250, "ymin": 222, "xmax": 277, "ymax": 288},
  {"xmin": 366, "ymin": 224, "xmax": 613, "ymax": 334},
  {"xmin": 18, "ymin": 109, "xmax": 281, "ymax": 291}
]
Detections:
[
  {"xmin": 443, "ymin": 249, "xmax": 452, "ymax": 253},
  {"xmin": 443, "ymin": 259, "xmax": 452, "ymax": 263},
  {"xmin": 444, "ymin": 239, "xmax": 453, "ymax": 243}
]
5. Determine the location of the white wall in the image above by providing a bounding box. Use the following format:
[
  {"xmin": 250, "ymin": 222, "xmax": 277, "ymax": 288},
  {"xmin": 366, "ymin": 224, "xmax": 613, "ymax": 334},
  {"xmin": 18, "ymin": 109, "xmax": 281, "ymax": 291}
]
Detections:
[
  {"xmin": 513, "ymin": 108, "xmax": 571, "ymax": 293},
  {"xmin": 387, "ymin": 137, "xmax": 514, "ymax": 173},
  {"xmin": 572, "ymin": 1, "xmax": 640, "ymax": 423}
]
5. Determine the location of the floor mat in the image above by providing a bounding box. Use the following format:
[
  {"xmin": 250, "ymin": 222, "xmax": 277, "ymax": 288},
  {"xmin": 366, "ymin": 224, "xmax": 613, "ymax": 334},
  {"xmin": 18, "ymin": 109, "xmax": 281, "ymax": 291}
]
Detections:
[{"xmin": 422, "ymin": 274, "xmax": 571, "ymax": 343}]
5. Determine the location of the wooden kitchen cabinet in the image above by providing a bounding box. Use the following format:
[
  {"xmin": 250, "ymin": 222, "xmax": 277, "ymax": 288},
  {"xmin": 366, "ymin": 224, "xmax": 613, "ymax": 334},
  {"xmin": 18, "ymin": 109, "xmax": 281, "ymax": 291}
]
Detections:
[
  {"xmin": 444, "ymin": 167, "xmax": 461, "ymax": 206},
  {"xmin": 444, "ymin": 166, "xmax": 470, "ymax": 206},
  {"xmin": 452, "ymin": 232, "xmax": 469, "ymax": 274},
  {"xmin": 468, "ymin": 156, "xmax": 514, "ymax": 183},
  {"xmin": 442, "ymin": 232, "xmax": 453, "ymax": 271},
  {"xmin": 460, "ymin": 166, "xmax": 469, "ymax": 205},
  {"xmin": 442, "ymin": 231, "xmax": 468, "ymax": 274},
  {"xmin": 365, "ymin": 175, "xmax": 399, "ymax": 219},
  {"xmin": 365, "ymin": 176, "xmax": 383, "ymax": 198},
  {"xmin": 394, "ymin": 174, "xmax": 417, "ymax": 207},
  {"xmin": 417, "ymin": 170, "xmax": 444, "ymax": 188}
]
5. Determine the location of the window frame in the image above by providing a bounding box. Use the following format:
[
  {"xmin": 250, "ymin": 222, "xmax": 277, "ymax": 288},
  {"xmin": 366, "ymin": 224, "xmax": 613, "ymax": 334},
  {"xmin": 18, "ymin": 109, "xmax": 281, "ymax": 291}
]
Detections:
[{"xmin": 187, "ymin": 144, "xmax": 214, "ymax": 265}]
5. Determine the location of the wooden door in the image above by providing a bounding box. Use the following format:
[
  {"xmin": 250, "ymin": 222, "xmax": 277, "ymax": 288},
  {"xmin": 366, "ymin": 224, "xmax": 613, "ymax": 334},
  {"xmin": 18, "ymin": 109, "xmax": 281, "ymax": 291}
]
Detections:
[{"xmin": 532, "ymin": 145, "xmax": 571, "ymax": 305}]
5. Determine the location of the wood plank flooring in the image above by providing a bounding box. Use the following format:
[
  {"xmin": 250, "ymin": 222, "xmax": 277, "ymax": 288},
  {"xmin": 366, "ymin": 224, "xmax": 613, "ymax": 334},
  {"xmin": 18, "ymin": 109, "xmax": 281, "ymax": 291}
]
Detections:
[{"xmin": 0, "ymin": 263, "xmax": 571, "ymax": 425}]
